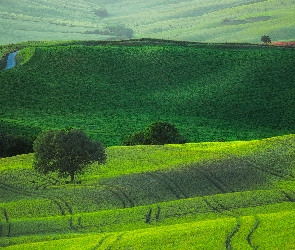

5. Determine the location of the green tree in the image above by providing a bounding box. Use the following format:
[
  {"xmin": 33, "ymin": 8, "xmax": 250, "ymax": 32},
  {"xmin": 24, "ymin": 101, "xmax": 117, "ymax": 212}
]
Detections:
[
  {"xmin": 145, "ymin": 122, "xmax": 187, "ymax": 145},
  {"xmin": 0, "ymin": 133, "xmax": 34, "ymax": 157},
  {"xmin": 261, "ymin": 35, "xmax": 271, "ymax": 44},
  {"xmin": 33, "ymin": 129, "xmax": 106, "ymax": 182},
  {"xmin": 122, "ymin": 122, "xmax": 187, "ymax": 145}
]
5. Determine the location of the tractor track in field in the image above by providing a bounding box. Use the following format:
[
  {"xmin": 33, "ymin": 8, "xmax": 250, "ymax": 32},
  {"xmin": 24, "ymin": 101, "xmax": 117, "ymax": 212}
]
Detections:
[
  {"xmin": 103, "ymin": 185, "xmax": 135, "ymax": 208},
  {"xmin": 0, "ymin": 181, "xmax": 72, "ymax": 217},
  {"xmin": 92, "ymin": 235, "xmax": 113, "ymax": 250},
  {"xmin": 202, "ymin": 197, "xmax": 221, "ymax": 213},
  {"xmin": 26, "ymin": 171, "xmax": 60, "ymax": 190},
  {"xmin": 202, "ymin": 196, "xmax": 233, "ymax": 216},
  {"xmin": 0, "ymin": 208, "xmax": 11, "ymax": 237},
  {"xmin": 211, "ymin": 197, "xmax": 233, "ymax": 216},
  {"xmin": 155, "ymin": 205, "xmax": 161, "ymax": 222},
  {"xmin": 158, "ymin": 172, "xmax": 188, "ymax": 198},
  {"xmin": 144, "ymin": 205, "xmax": 162, "ymax": 223},
  {"xmin": 0, "ymin": 180, "xmax": 78, "ymax": 233},
  {"xmin": 240, "ymin": 156, "xmax": 288, "ymax": 179},
  {"xmin": 280, "ymin": 189, "xmax": 295, "ymax": 202},
  {"xmin": 197, "ymin": 169, "xmax": 229, "ymax": 194},
  {"xmin": 107, "ymin": 233, "xmax": 124, "ymax": 250},
  {"xmin": 246, "ymin": 217, "xmax": 260, "ymax": 249},
  {"xmin": 145, "ymin": 208, "xmax": 153, "ymax": 223},
  {"xmin": 145, "ymin": 172, "xmax": 186, "ymax": 199},
  {"xmin": 225, "ymin": 218, "xmax": 241, "ymax": 250}
]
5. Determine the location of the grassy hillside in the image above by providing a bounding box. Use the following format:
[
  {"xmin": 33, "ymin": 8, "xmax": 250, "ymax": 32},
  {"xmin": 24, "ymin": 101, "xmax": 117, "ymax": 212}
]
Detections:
[
  {"xmin": 0, "ymin": 0, "xmax": 295, "ymax": 44},
  {"xmin": 1, "ymin": 134, "xmax": 295, "ymax": 248},
  {"xmin": 1, "ymin": 42, "xmax": 295, "ymax": 145}
]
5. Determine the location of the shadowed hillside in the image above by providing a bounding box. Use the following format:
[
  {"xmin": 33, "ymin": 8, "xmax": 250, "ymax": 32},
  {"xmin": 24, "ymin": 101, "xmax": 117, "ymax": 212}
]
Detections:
[{"xmin": 0, "ymin": 42, "xmax": 295, "ymax": 145}]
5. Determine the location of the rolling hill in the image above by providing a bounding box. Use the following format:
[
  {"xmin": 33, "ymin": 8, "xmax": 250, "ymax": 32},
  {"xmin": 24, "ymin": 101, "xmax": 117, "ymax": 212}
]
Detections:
[
  {"xmin": 1, "ymin": 134, "xmax": 295, "ymax": 248},
  {"xmin": 0, "ymin": 0, "xmax": 295, "ymax": 44},
  {"xmin": 1, "ymin": 41, "xmax": 295, "ymax": 146}
]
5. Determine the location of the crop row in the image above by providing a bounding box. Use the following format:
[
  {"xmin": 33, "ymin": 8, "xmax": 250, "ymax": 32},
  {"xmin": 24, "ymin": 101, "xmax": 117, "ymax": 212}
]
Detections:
[
  {"xmin": 3, "ymin": 209, "xmax": 295, "ymax": 249},
  {"xmin": 1, "ymin": 187, "xmax": 294, "ymax": 239}
]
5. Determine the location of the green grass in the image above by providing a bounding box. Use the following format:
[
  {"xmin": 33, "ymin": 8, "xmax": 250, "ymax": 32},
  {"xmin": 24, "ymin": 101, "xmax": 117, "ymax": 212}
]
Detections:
[
  {"xmin": 1, "ymin": 135, "xmax": 295, "ymax": 248},
  {"xmin": 1, "ymin": 43, "xmax": 295, "ymax": 146},
  {"xmin": 0, "ymin": 0, "xmax": 295, "ymax": 44}
]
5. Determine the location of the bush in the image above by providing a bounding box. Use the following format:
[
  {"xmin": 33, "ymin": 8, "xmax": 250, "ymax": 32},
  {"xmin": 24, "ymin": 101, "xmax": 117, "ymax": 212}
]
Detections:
[
  {"xmin": 94, "ymin": 7, "xmax": 109, "ymax": 17},
  {"xmin": 0, "ymin": 133, "xmax": 34, "ymax": 157},
  {"xmin": 122, "ymin": 122, "xmax": 187, "ymax": 146}
]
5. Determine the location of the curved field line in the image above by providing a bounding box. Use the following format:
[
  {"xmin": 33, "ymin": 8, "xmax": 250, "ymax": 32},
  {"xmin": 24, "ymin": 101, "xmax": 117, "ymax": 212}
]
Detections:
[
  {"xmin": 212, "ymin": 174, "xmax": 233, "ymax": 192},
  {"xmin": 145, "ymin": 208, "xmax": 153, "ymax": 224},
  {"xmin": 156, "ymin": 172, "xmax": 188, "ymax": 198},
  {"xmin": 0, "ymin": 181, "xmax": 68, "ymax": 216},
  {"xmin": 27, "ymin": 171, "xmax": 60, "ymax": 190},
  {"xmin": 211, "ymin": 197, "xmax": 233, "ymax": 216},
  {"xmin": 102, "ymin": 185, "xmax": 135, "ymax": 208},
  {"xmin": 202, "ymin": 197, "xmax": 220, "ymax": 213},
  {"xmin": 155, "ymin": 205, "xmax": 161, "ymax": 222},
  {"xmin": 106, "ymin": 187, "xmax": 127, "ymax": 208},
  {"xmin": 107, "ymin": 233, "xmax": 124, "ymax": 250},
  {"xmin": 225, "ymin": 218, "xmax": 241, "ymax": 250},
  {"xmin": 240, "ymin": 156, "xmax": 287, "ymax": 179},
  {"xmin": 92, "ymin": 235, "xmax": 113, "ymax": 250},
  {"xmin": 119, "ymin": 189, "xmax": 135, "ymax": 208},
  {"xmin": 0, "ymin": 208, "xmax": 10, "ymax": 237},
  {"xmin": 197, "ymin": 169, "xmax": 229, "ymax": 193},
  {"xmin": 280, "ymin": 189, "xmax": 295, "ymax": 202},
  {"xmin": 246, "ymin": 217, "xmax": 260, "ymax": 249},
  {"xmin": 145, "ymin": 172, "xmax": 182, "ymax": 199}
]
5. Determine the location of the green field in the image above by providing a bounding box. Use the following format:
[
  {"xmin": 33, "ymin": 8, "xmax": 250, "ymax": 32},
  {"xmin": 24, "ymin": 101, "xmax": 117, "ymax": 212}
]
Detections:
[
  {"xmin": 1, "ymin": 15, "xmax": 295, "ymax": 246},
  {"xmin": 1, "ymin": 134, "xmax": 295, "ymax": 248},
  {"xmin": 1, "ymin": 41, "xmax": 295, "ymax": 146},
  {"xmin": 0, "ymin": 0, "xmax": 295, "ymax": 44}
]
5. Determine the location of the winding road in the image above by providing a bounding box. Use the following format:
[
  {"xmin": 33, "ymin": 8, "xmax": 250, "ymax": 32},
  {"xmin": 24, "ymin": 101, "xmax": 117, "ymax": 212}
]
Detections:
[{"xmin": 5, "ymin": 51, "xmax": 19, "ymax": 70}]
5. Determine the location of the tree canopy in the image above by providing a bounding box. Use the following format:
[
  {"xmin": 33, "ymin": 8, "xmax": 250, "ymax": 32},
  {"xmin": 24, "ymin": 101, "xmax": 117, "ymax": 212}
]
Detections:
[
  {"xmin": 33, "ymin": 129, "xmax": 106, "ymax": 182},
  {"xmin": 261, "ymin": 35, "xmax": 271, "ymax": 44},
  {"xmin": 0, "ymin": 132, "xmax": 34, "ymax": 157},
  {"xmin": 122, "ymin": 122, "xmax": 187, "ymax": 145}
]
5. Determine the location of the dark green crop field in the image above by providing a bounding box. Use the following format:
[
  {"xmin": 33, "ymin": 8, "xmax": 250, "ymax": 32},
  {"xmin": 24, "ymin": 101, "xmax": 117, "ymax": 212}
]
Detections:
[{"xmin": 1, "ymin": 41, "xmax": 295, "ymax": 145}]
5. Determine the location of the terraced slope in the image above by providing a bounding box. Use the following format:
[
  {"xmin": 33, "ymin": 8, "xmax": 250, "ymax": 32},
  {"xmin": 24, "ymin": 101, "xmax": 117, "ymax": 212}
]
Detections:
[
  {"xmin": 1, "ymin": 134, "xmax": 295, "ymax": 249},
  {"xmin": 1, "ymin": 42, "xmax": 295, "ymax": 145},
  {"xmin": 0, "ymin": 0, "xmax": 295, "ymax": 44}
]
